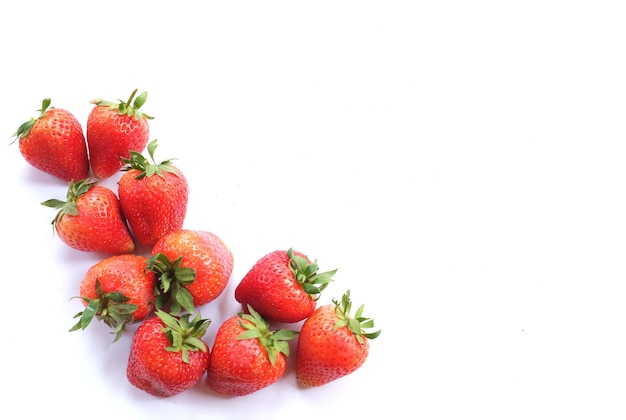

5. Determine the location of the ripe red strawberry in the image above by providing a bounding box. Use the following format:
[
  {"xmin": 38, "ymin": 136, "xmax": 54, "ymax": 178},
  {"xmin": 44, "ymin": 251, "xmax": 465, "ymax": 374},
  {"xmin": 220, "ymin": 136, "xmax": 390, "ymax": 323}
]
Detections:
[
  {"xmin": 87, "ymin": 89, "xmax": 152, "ymax": 179},
  {"xmin": 206, "ymin": 305, "xmax": 299, "ymax": 396},
  {"xmin": 149, "ymin": 229, "xmax": 234, "ymax": 315},
  {"xmin": 41, "ymin": 178, "xmax": 135, "ymax": 254},
  {"xmin": 127, "ymin": 310, "xmax": 210, "ymax": 397},
  {"xmin": 118, "ymin": 139, "xmax": 189, "ymax": 247},
  {"xmin": 12, "ymin": 98, "xmax": 89, "ymax": 181},
  {"xmin": 70, "ymin": 254, "xmax": 157, "ymax": 341},
  {"xmin": 296, "ymin": 290, "xmax": 381, "ymax": 387},
  {"xmin": 234, "ymin": 248, "xmax": 336, "ymax": 323}
]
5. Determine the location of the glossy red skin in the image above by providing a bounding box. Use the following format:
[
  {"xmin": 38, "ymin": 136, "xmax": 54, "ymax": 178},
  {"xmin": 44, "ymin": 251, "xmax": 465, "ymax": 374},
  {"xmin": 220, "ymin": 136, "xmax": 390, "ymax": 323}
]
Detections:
[
  {"xmin": 55, "ymin": 185, "xmax": 135, "ymax": 254},
  {"xmin": 86, "ymin": 105, "xmax": 150, "ymax": 179},
  {"xmin": 206, "ymin": 315, "xmax": 287, "ymax": 396},
  {"xmin": 127, "ymin": 316, "xmax": 210, "ymax": 397},
  {"xmin": 296, "ymin": 304, "xmax": 370, "ymax": 387},
  {"xmin": 151, "ymin": 230, "xmax": 233, "ymax": 306},
  {"xmin": 79, "ymin": 254, "xmax": 156, "ymax": 321},
  {"xmin": 234, "ymin": 250, "xmax": 315, "ymax": 323},
  {"xmin": 118, "ymin": 165, "xmax": 189, "ymax": 247},
  {"xmin": 19, "ymin": 108, "xmax": 89, "ymax": 181}
]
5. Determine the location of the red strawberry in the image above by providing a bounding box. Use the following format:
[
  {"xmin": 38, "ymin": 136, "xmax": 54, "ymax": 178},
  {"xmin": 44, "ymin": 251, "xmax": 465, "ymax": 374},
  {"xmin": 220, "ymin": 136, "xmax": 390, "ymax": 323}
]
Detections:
[
  {"xmin": 127, "ymin": 310, "xmax": 210, "ymax": 397},
  {"xmin": 41, "ymin": 178, "xmax": 135, "ymax": 254},
  {"xmin": 149, "ymin": 229, "xmax": 234, "ymax": 315},
  {"xmin": 87, "ymin": 89, "xmax": 152, "ymax": 179},
  {"xmin": 70, "ymin": 254, "xmax": 157, "ymax": 341},
  {"xmin": 206, "ymin": 305, "xmax": 299, "ymax": 396},
  {"xmin": 296, "ymin": 290, "xmax": 381, "ymax": 387},
  {"xmin": 118, "ymin": 139, "xmax": 189, "ymax": 247},
  {"xmin": 12, "ymin": 98, "xmax": 89, "ymax": 181},
  {"xmin": 234, "ymin": 248, "xmax": 336, "ymax": 323}
]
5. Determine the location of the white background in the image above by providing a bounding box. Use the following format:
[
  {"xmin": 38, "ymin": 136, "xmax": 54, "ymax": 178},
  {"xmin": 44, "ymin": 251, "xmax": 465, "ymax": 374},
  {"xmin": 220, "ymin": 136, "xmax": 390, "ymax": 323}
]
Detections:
[{"xmin": 1, "ymin": 1, "xmax": 626, "ymax": 419}]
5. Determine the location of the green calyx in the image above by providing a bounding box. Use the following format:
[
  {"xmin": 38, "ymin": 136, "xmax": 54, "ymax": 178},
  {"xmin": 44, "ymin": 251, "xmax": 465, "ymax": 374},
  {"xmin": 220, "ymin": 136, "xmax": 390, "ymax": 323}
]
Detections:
[
  {"xmin": 332, "ymin": 290, "xmax": 382, "ymax": 345},
  {"xmin": 41, "ymin": 177, "xmax": 96, "ymax": 226},
  {"xmin": 287, "ymin": 248, "xmax": 336, "ymax": 300},
  {"xmin": 69, "ymin": 279, "xmax": 139, "ymax": 342},
  {"xmin": 147, "ymin": 253, "xmax": 197, "ymax": 316},
  {"xmin": 11, "ymin": 98, "xmax": 53, "ymax": 143},
  {"xmin": 121, "ymin": 139, "xmax": 179, "ymax": 180},
  {"xmin": 237, "ymin": 305, "xmax": 299, "ymax": 366},
  {"xmin": 91, "ymin": 88, "xmax": 153, "ymax": 121},
  {"xmin": 156, "ymin": 309, "xmax": 210, "ymax": 364}
]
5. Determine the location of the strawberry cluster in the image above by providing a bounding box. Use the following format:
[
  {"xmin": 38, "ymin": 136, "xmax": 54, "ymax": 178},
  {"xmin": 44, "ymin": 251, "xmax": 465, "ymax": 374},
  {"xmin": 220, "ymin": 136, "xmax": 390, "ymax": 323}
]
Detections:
[{"xmin": 12, "ymin": 90, "xmax": 381, "ymax": 398}]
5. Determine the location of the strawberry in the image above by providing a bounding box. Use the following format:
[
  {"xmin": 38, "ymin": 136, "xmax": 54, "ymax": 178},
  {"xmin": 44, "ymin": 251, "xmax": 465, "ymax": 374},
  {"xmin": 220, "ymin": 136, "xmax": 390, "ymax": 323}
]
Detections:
[
  {"xmin": 148, "ymin": 229, "xmax": 234, "ymax": 315},
  {"xmin": 41, "ymin": 178, "xmax": 135, "ymax": 254},
  {"xmin": 127, "ymin": 310, "xmax": 210, "ymax": 397},
  {"xmin": 206, "ymin": 305, "xmax": 299, "ymax": 396},
  {"xmin": 295, "ymin": 290, "xmax": 381, "ymax": 387},
  {"xmin": 118, "ymin": 139, "xmax": 189, "ymax": 247},
  {"xmin": 70, "ymin": 254, "xmax": 157, "ymax": 341},
  {"xmin": 87, "ymin": 89, "xmax": 152, "ymax": 179},
  {"xmin": 12, "ymin": 98, "xmax": 89, "ymax": 181},
  {"xmin": 234, "ymin": 248, "xmax": 336, "ymax": 323}
]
